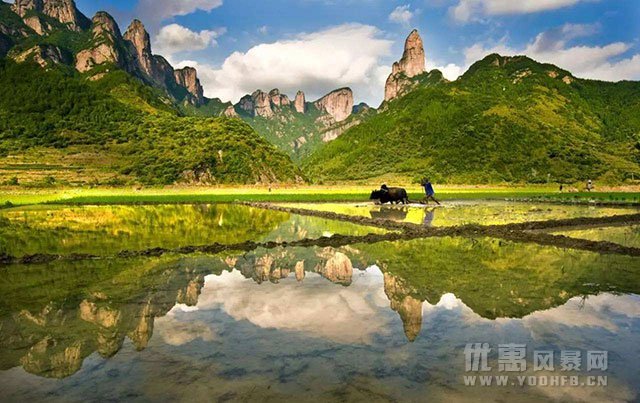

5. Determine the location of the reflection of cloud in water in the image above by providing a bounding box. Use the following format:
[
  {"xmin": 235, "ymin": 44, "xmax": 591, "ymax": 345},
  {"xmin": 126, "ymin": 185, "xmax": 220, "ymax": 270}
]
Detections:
[
  {"xmin": 154, "ymin": 310, "xmax": 215, "ymax": 346},
  {"xmin": 193, "ymin": 267, "xmax": 393, "ymax": 344},
  {"xmin": 522, "ymin": 293, "xmax": 640, "ymax": 335}
]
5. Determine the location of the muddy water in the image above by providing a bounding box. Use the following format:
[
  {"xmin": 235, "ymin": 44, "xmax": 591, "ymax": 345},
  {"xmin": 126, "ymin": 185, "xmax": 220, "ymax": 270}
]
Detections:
[
  {"xmin": 278, "ymin": 200, "xmax": 639, "ymax": 227},
  {"xmin": 0, "ymin": 203, "xmax": 639, "ymax": 402}
]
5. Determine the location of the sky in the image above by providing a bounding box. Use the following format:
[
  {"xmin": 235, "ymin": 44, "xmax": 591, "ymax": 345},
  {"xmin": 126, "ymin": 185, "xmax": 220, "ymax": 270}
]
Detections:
[{"xmin": 65, "ymin": 0, "xmax": 640, "ymax": 105}]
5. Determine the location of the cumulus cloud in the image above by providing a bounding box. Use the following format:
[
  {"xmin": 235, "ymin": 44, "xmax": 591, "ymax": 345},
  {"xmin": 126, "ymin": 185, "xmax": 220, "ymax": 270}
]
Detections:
[
  {"xmin": 135, "ymin": 0, "xmax": 223, "ymax": 27},
  {"xmin": 426, "ymin": 61, "xmax": 464, "ymax": 81},
  {"xmin": 174, "ymin": 24, "xmax": 393, "ymax": 105},
  {"xmin": 194, "ymin": 268, "xmax": 394, "ymax": 344},
  {"xmin": 389, "ymin": 5, "xmax": 414, "ymax": 27},
  {"xmin": 463, "ymin": 23, "xmax": 640, "ymax": 82},
  {"xmin": 154, "ymin": 24, "xmax": 225, "ymax": 56},
  {"xmin": 450, "ymin": 0, "xmax": 588, "ymax": 22}
]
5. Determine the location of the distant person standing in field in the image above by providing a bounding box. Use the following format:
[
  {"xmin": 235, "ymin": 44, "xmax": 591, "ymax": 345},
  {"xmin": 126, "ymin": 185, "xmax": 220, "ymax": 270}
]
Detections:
[
  {"xmin": 422, "ymin": 178, "xmax": 441, "ymax": 205},
  {"xmin": 586, "ymin": 179, "xmax": 593, "ymax": 192}
]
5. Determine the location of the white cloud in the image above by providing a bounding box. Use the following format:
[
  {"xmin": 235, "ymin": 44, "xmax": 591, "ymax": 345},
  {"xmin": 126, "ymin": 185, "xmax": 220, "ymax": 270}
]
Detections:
[
  {"xmin": 193, "ymin": 268, "xmax": 393, "ymax": 344},
  {"xmin": 450, "ymin": 0, "xmax": 588, "ymax": 22},
  {"xmin": 462, "ymin": 23, "xmax": 640, "ymax": 82},
  {"xmin": 175, "ymin": 24, "xmax": 393, "ymax": 105},
  {"xmin": 389, "ymin": 5, "xmax": 414, "ymax": 26},
  {"xmin": 258, "ymin": 25, "xmax": 269, "ymax": 35},
  {"xmin": 426, "ymin": 61, "xmax": 464, "ymax": 81},
  {"xmin": 136, "ymin": 0, "xmax": 223, "ymax": 27},
  {"xmin": 154, "ymin": 24, "xmax": 225, "ymax": 56}
]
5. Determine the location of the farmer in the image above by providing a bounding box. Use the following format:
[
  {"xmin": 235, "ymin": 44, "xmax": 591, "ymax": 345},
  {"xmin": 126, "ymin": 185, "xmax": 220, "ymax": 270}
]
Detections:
[{"xmin": 422, "ymin": 178, "xmax": 441, "ymax": 205}]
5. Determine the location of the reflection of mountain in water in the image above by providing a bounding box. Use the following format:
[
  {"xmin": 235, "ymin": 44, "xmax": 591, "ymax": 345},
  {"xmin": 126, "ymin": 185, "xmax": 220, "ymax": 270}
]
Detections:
[
  {"xmin": 383, "ymin": 271, "xmax": 423, "ymax": 341},
  {"xmin": 1, "ymin": 237, "xmax": 639, "ymax": 379}
]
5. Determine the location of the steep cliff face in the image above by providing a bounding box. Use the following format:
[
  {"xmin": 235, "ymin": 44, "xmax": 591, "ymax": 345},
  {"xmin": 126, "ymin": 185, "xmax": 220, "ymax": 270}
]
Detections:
[
  {"xmin": 12, "ymin": 44, "xmax": 70, "ymax": 67},
  {"xmin": 12, "ymin": 0, "xmax": 44, "ymax": 18},
  {"xmin": 123, "ymin": 19, "xmax": 153, "ymax": 78},
  {"xmin": 313, "ymin": 88, "xmax": 354, "ymax": 122},
  {"xmin": 252, "ymin": 90, "xmax": 274, "ymax": 118},
  {"xmin": 384, "ymin": 29, "xmax": 426, "ymax": 102},
  {"xmin": 269, "ymin": 89, "xmax": 290, "ymax": 107},
  {"xmin": 42, "ymin": 0, "xmax": 89, "ymax": 31},
  {"xmin": 174, "ymin": 67, "xmax": 205, "ymax": 106},
  {"xmin": 13, "ymin": 0, "xmax": 89, "ymax": 31},
  {"xmin": 294, "ymin": 91, "xmax": 306, "ymax": 113},
  {"xmin": 75, "ymin": 12, "xmax": 128, "ymax": 73}
]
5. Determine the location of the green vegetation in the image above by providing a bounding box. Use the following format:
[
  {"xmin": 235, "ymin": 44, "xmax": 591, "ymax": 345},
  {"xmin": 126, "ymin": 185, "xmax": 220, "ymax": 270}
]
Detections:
[
  {"xmin": 239, "ymin": 104, "xmax": 326, "ymax": 160},
  {"xmin": 303, "ymin": 54, "xmax": 640, "ymax": 184},
  {"xmin": 0, "ymin": 59, "xmax": 301, "ymax": 184},
  {"xmin": 1, "ymin": 186, "xmax": 638, "ymax": 206}
]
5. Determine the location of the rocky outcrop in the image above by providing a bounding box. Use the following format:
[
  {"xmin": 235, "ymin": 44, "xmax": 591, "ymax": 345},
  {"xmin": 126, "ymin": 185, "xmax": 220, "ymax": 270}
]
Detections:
[
  {"xmin": 75, "ymin": 12, "xmax": 128, "ymax": 73},
  {"xmin": 13, "ymin": 0, "xmax": 89, "ymax": 31},
  {"xmin": 23, "ymin": 15, "xmax": 52, "ymax": 35},
  {"xmin": 223, "ymin": 105, "xmax": 239, "ymax": 118},
  {"xmin": 269, "ymin": 89, "xmax": 290, "ymax": 107},
  {"xmin": 12, "ymin": 0, "xmax": 43, "ymax": 18},
  {"xmin": 238, "ymin": 94, "xmax": 255, "ymax": 114},
  {"xmin": 12, "ymin": 44, "xmax": 70, "ymax": 67},
  {"xmin": 42, "ymin": 0, "xmax": 90, "ymax": 31},
  {"xmin": 294, "ymin": 90, "xmax": 306, "ymax": 113},
  {"xmin": 123, "ymin": 19, "xmax": 153, "ymax": 78},
  {"xmin": 252, "ymin": 90, "xmax": 274, "ymax": 118},
  {"xmin": 320, "ymin": 119, "xmax": 360, "ymax": 143},
  {"xmin": 174, "ymin": 67, "xmax": 205, "ymax": 106},
  {"xmin": 313, "ymin": 88, "xmax": 354, "ymax": 122},
  {"xmin": 352, "ymin": 102, "xmax": 371, "ymax": 114},
  {"xmin": 384, "ymin": 29, "xmax": 426, "ymax": 102}
]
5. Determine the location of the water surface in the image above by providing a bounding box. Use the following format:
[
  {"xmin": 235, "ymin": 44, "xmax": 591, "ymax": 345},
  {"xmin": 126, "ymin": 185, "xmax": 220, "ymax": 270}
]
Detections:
[
  {"xmin": 0, "ymin": 203, "xmax": 638, "ymax": 402},
  {"xmin": 279, "ymin": 201, "xmax": 639, "ymax": 226}
]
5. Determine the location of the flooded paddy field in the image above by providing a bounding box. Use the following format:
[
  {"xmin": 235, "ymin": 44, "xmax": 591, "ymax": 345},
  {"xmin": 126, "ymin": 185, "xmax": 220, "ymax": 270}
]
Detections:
[
  {"xmin": 277, "ymin": 200, "xmax": 639, "ymax": 227},
  {"xmin": 0, "ymin": 201, "xmax": 639, "ymax": 402}
]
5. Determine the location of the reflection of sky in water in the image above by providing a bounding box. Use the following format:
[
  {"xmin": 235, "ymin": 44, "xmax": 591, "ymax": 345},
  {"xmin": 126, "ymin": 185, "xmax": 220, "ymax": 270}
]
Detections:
[{"xmin": 1, "ymin": 267, "xmax": 638, "ymax": 402}]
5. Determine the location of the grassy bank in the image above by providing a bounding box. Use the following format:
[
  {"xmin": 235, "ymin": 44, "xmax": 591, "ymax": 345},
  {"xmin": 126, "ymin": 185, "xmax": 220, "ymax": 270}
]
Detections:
[{"xmin": 1, "ymin": 185, "xmax": 639, "ymax": 206}]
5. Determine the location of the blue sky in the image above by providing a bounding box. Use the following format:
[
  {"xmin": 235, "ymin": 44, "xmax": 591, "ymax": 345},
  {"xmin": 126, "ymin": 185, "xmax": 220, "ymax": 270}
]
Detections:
[{"xmin": 71, "ymin": 0, "xmax": 640, "ymax": 105}]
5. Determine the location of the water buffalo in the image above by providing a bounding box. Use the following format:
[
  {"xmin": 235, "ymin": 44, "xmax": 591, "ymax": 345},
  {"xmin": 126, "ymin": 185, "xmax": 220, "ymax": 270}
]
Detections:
[{"xmin": 370, "ymin": 187, "xmax": 409, "ymax": 205}]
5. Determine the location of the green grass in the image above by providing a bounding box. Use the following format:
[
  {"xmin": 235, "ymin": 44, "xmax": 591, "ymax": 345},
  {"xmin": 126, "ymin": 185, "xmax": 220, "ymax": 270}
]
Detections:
[{"xmin": 1, "ymin": 185, "xmax": 637, "ymax": 206}]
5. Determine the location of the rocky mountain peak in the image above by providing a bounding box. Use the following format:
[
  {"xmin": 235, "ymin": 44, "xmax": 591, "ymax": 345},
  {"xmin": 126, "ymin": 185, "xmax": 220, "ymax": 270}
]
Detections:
[
  {"xmin": 42, "ymin": 0, "xmax": 90, "ymax": 31},
  {"xmin": 294, "ymin": 91, "xmax": 306, "ymax": 113},
  {"xmin": 398, "ymin": 29, "xmax": 425, "ymax": 78},
  {"xmin": 124, "ymin": 19, "xmax": 153, "ymax": 77},
  {"xmin": 174, "ymin": 67, "xmax": 205, "ymax": 106},
  {"xmin": 269, "ymin": 88, "xmax": 290, "ymax": 107},
  {"xmin": 12, "ymin": 0, "xmax": 44, "ymax": 18},
  {"xmin": 92, "ymin": 11, "xmax": 121, "ymax": 38},
  {"xmin": 251, "ymin": 90, "xmax": 274, "ymax": 118},
  {"xmin": 75, "ymin": 11, "xmax": 127, "ymax": 73},
  {"xmin": 313, "ymin": 88, "xmax": 354, "ymax": 122},
  {"xmin": 384, "ymin": 29, "xmax": 427, "ymax": 102}
]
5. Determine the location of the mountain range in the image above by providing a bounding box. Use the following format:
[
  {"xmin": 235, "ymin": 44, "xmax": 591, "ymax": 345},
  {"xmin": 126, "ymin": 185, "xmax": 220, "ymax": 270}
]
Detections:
[{"xmin": 0, "ymin": 0, "xmax": 639, "ymax": 185}]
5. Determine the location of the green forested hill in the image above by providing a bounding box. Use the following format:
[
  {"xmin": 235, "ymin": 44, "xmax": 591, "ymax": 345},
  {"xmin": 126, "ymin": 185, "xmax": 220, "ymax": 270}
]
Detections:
[
  {"xmin": 0, "ymin": 60, "xmax": 302, "ymax": 185},
  {"xmin": 303, "ymin": 54, "xmax": 640, "ymax": 184}
]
